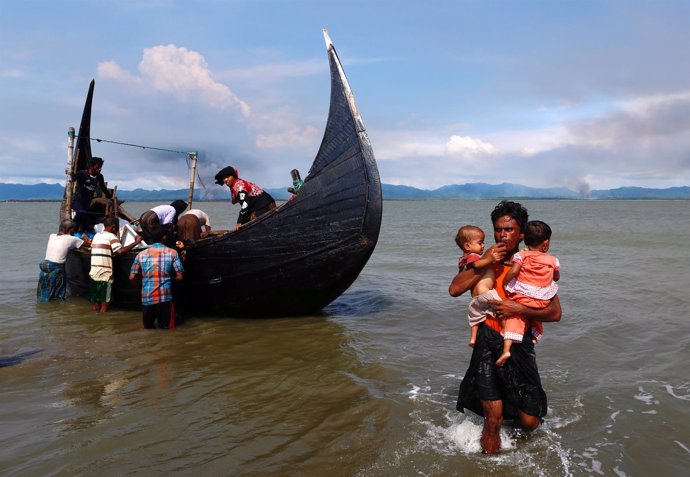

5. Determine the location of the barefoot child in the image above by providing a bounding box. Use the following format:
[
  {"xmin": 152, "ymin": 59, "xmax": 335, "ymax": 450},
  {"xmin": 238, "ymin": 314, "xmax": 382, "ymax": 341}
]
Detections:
[
  {"xmin": 496, "ymin": 220, "xmax": 560, "ymax": 366},
  {"xmin": 455, "ymin": 225, "xmax": 502, "ymax": 347}
]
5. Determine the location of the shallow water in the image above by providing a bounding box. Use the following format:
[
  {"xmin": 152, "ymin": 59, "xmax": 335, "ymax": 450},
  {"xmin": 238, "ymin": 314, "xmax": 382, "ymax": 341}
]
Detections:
[{"xmin": 1, "ymin": 200, "xmax": 688, "ymax": 476}]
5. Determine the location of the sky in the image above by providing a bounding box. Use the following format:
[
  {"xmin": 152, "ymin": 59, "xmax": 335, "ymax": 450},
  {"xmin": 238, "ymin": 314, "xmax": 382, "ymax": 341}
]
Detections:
[{"xmin": 1, "ymin": 0, "xmax": 690, "ymax": 195}]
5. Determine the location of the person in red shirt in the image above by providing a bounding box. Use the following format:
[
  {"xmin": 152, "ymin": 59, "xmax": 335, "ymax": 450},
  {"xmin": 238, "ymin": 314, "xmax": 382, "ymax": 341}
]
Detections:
[{"xmin": 214, "ymin": 166, "xmax": 275, "ymax": 230}]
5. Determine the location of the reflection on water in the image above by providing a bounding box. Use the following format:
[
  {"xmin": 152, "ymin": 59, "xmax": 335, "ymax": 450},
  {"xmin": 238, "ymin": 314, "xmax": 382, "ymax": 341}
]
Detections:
[{"xmin": 1, "ymin": 201, "xmax": 689, "ymax": 476}]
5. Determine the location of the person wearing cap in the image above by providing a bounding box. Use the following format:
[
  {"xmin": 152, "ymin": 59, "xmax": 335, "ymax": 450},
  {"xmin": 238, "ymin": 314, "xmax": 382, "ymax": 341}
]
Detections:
[
  {"xmin": 138, "ymin": 200, "xmax": 188, "ymax": 244},
  {"xmin": 214, "ymin": 166, "xmax": 275, "ymax": 230}
]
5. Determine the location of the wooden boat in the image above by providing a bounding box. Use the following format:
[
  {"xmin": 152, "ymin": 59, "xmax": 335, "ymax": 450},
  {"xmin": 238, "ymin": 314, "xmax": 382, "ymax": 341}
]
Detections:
[{"xmin": 64, "ymin": 30, "xmax": 383, "ymax": 317}]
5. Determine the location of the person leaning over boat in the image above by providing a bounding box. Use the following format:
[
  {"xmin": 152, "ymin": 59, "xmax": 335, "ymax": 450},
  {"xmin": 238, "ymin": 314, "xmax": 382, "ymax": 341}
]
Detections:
[
  {"xmin": 37, "ymin": 219, "xmax": 88, "ymax": 302},
  {"xmin": 449, "ymin": 200, "xmax": 562, "ymax": 454},
  {"xmin": 129, "ymin": 228, "xmax": 184, "ymax": 330},
  {"xmin": 138, "ymin": 200, "xmax": 188, "ymax": 244},
  {"xmin": 72, "ymin": 156, "xmax": 113, "ymax": 233},
  {"xmin": 178, "ymin": 208, "xmax": 212, "ymax": 241},
  {"xmin": 214, "ymin": 166, "xmax": 275, "ymax": 231}
]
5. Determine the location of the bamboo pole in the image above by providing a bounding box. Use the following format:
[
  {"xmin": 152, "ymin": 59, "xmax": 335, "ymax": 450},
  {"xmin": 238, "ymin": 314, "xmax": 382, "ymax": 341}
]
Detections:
[
  {"xmin": 187, "ymin": 151, "xmax": 198, "ymax": 210},
  {"xmin": 61, "ymin": 127, "xmax": 76, "ymax": 223}
]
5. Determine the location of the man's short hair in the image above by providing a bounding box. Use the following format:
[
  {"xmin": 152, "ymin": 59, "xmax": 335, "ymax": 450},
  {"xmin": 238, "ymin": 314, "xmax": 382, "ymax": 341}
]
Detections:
[
  {"xmin": 59, "ymin": 219, "xmax": 76, "ymax": 233},
  {"xmin": 103, "ymin": 216, "xmax": 119, "ymax": 229},
  {"xmin": 490, "ymin": 200, "xmax": 529, "ymax": 232},
  {"xmin": 149, "ymin": 227, "xmax": 169, "ymax": 244},
  {"xmin": 87, "ymin": 156, "xmax": 104, "ymax": 168}
]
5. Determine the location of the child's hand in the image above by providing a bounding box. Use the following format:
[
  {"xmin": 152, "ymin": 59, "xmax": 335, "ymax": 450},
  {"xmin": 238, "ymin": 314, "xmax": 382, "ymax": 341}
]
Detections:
[{"xmin": 489, "ymin": 242, "xmax": 506, "ymax": 262}]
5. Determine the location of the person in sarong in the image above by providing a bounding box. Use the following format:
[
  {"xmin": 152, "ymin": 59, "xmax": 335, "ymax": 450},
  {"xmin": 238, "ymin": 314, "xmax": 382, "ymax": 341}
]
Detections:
[
  {"xmin": 449, "ymin": 200, "xmax": 562, "ymax": 454},
  {"xmin": 37, "ymin": 220, "xmax": 86, "ymax": 302}
]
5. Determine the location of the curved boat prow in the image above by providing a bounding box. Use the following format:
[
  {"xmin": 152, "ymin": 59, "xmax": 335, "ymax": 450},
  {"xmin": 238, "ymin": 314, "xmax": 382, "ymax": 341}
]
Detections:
[{"xmin": 322, "ymin": 28, "xmax": 364, "ymax": 131}]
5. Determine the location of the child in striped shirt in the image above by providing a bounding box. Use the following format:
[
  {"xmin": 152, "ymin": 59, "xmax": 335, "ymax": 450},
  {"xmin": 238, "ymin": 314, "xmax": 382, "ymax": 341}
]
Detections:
[{"xmin": 89, "ymin": 216, "xmax": 142, "ymax": 314}]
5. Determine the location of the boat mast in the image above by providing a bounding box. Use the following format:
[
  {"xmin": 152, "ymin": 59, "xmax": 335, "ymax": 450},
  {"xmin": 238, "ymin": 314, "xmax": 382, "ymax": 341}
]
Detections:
[
  {"xmin": 187, "ymin": 151, "xmax": 198, "ymax": 210},
  {"xmin": 61, "ymin": 127, "xmax": 76, "ymax": 223}
]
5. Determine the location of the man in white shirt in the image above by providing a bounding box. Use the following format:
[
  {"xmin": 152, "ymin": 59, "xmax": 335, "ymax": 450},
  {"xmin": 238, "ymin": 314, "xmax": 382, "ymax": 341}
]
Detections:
[{"xmin": 38, "ymin": 220, "xmax": 86, "ymax": 302}]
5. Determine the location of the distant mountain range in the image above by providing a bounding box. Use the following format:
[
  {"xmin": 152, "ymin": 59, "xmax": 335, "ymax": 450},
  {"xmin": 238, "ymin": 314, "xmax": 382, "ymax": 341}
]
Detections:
[{"xmin": 2, "ymin": 182, "xmax": 690, "ymax": 201}]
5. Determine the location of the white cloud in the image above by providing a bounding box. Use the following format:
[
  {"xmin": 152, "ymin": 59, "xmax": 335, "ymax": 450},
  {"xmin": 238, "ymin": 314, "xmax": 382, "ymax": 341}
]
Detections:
[
  {"xmin": 97, "ymin": 61, "xmax": 140, "ymax": 85},
  {"xmin": 445, "ymin": 135, "xmax": 497, "ymax": 157},
  {"xmin": 1, "ymin": 135, "xmax": 46, "ymax": 154},
  {"xmin": 0, "ymin": 68, "xmax": 25, "ymax": 79},
  {"xmin": 219, "ymin": 59, "xmax": 326, "ymax": 86},
  {"xmin": 256, "ymin": 125, "xmax": 319, "ymax": 149},
  {"xmin": 98, "ymin": 45, "xmax": 250, "ymax": 118}
]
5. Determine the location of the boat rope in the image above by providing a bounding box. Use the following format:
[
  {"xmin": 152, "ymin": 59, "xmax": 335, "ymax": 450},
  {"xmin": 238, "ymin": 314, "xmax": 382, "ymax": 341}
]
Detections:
[
  {"xmin": 90, "ymin": 137, "xmax": 191, "ymax": 156},
  {"xmin": 88, "ymin": 136, "xmax": 208, "ymax": 190}
]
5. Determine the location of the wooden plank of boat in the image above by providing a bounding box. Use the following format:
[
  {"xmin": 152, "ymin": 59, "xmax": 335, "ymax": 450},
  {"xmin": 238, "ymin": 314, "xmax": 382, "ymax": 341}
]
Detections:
[{"xmin": 66, "ymin": 30, "xmax": 382, "ymax": 317}]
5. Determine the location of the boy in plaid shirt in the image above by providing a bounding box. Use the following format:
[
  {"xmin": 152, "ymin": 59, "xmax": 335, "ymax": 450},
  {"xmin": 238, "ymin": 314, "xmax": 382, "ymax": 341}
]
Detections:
[{"xmin": 129, "ymin": 229, "xmax": 184, "ymax": 329}]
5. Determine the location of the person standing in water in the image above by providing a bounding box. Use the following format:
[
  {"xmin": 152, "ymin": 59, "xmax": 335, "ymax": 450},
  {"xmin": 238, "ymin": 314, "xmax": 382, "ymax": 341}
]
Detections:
[{"xmin": 449, "ymin": 201, "xmax": 562, "ymax": 454}]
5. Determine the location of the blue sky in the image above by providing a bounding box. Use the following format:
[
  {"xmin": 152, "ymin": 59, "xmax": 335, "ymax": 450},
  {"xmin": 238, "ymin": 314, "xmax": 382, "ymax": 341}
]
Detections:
[{"xmin": 2, "ymin": 0, "xmax": 689, "ymax": 195}]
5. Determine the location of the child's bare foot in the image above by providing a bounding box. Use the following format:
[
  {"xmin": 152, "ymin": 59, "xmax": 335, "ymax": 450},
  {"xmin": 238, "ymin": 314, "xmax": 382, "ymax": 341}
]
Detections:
[
  {"xmin": 468, "ymin": 339, "xmax": 476, "ymax": 348},
  {"xmin": 496, "ymin": 351, "xmax": 511, "ymax": 366}
]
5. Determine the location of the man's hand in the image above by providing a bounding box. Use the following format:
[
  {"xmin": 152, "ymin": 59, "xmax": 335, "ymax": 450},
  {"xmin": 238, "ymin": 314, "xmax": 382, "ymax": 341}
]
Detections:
[{"xmin": 489, "ymin": 298, "xmax": 525, "ymax": 319}]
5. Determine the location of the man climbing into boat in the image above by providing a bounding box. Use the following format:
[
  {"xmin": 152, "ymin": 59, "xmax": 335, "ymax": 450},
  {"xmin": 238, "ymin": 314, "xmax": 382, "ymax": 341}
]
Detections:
[
  {"xmin": 214, "ymin": 166, "xmax": 276, "ymax": 230},
  {"xmin": 72, "ymin": 156, "xmax": 113, "ymax": 233},
  {"xmin": 449, "ymin": 200, "xmax": 562, "ymax": 454}
]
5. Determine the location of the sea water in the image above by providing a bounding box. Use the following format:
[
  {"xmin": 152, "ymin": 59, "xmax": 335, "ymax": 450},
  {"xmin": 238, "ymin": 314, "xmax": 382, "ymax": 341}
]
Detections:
[{"xmin": 1, "ymin": 200, "xmax": 688, "ymax": 476}]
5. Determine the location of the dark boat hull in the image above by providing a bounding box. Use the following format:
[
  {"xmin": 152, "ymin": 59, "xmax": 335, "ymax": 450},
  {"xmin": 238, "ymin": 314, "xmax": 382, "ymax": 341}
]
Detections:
[{"xmin": 66, "ymin": 33, "xmax": 382, "ymax": 317}]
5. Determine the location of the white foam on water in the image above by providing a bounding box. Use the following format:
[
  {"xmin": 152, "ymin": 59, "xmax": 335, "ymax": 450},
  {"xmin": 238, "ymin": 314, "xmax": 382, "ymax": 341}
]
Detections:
[
  {"xmin": 441, "ymin": 416, "xmax": 487, "ymax": 454},
  {"xmin": 579, "ymin": 447, "xmax": 606, "ymax": 475},
  {"xmin": 407, "ymin": 384, "xmax": 421, "ymax": 399},
  {"xmin": 613, "ymin": 465, "xmax": 629, "ymax": 477},
  {"xmin": 633, "ymin": 385, "xmax": 659, "ymax": 405},
  {"xmin": 665, "ymin": 383, "xmax": 690, "ymax": 401},
  {"xmin": 548, "ymin": 395, "xmax": 584, "ymax": 429},
  {"xmin": 674, "ymin": 440, "xmax": 690, "ymax": 456}
]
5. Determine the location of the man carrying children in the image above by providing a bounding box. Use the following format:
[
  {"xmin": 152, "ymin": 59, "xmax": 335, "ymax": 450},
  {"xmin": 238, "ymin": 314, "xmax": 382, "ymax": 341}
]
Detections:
[
  {"xmin": 449, "ymin": 200, "xmax": 562, "ymax": 454},
  {"xmin": 129, "ymin": 228, "xmax": 184, "ymax": 330}
]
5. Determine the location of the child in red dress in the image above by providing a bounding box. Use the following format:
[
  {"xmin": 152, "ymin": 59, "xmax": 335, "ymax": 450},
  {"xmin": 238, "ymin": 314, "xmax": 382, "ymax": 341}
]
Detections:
[{"xmin": 497, "ymin": 220, "xmax": 560, "ymax": 366}]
